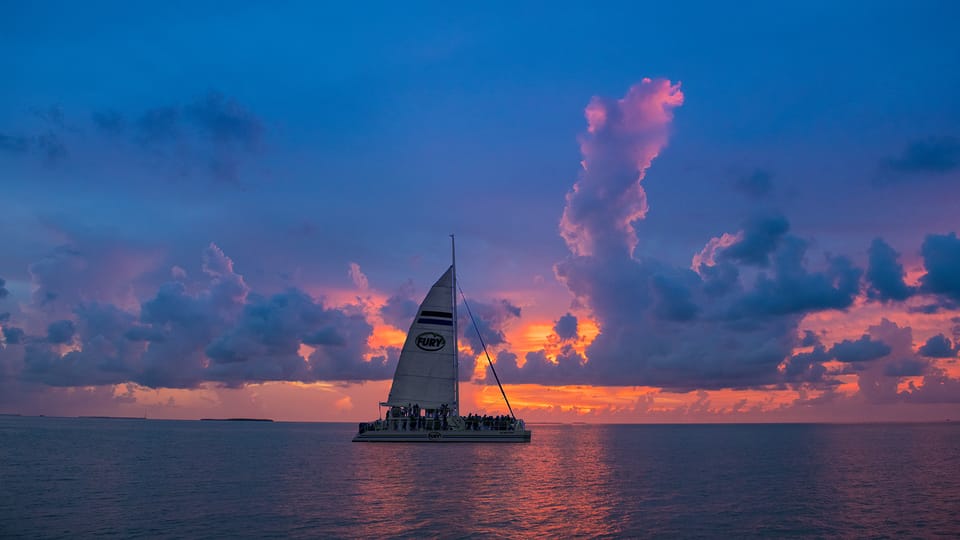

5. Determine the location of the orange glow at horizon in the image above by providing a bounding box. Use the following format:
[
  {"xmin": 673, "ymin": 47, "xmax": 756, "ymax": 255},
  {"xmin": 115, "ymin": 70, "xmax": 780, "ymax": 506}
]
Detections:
[{"xmin": 503, "ymin": 316, "xmax": 601, "ymax": 364}]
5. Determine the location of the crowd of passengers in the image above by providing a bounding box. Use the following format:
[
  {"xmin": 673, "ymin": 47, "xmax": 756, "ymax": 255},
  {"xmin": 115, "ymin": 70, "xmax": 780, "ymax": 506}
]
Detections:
[{"xmin": 361, "ymin": 404, "xmax": 518, "ymax": 432}]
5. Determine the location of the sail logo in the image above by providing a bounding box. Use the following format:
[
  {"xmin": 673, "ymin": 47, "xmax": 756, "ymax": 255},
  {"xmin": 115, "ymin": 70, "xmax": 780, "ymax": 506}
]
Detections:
[{"xmin": 415, "ymin": 332, "xmax": 446, "ymax": 351}]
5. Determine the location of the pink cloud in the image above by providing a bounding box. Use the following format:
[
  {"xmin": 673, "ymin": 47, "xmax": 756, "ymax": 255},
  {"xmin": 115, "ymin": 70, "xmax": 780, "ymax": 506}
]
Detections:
[
  {"xmin": 692, "ymin": 232, "xmax": 743, "ymax": 272},
  {"xmin": 348, "ymin": 262, "xmax": 369, "ymax": 291},
  {"xmin": 560, "ymin": 78, "xmax": 684, "ymax": 257}
]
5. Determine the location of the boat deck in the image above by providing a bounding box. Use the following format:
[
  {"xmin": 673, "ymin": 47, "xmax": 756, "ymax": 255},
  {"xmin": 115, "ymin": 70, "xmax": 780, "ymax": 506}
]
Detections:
[{"xmin": 353, "ymin": 428, "xmax": 531, "ymax": 443}]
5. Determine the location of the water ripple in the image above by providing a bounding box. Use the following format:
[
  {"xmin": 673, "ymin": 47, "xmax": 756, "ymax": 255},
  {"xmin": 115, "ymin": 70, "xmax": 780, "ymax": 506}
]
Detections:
[{"xmin": 2, "ymin": 419, "xmax": 958, "ymax": 538}]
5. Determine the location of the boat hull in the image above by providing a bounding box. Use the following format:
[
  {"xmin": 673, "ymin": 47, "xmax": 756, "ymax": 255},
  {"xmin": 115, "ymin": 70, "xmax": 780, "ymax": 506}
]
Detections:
[{"xmin": 352, "ymin": 429, "xmax": 531, "ymax": 443}]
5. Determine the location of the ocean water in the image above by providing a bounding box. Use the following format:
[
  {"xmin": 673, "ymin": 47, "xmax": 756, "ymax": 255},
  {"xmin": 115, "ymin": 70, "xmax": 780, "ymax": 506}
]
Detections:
[{"xmin": 1, "ymin": 417, "xmax": 958, "ymax": 538}]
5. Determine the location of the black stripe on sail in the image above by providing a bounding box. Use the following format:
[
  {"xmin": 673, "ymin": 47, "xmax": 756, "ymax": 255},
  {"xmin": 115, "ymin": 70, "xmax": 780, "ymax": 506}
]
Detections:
[
  {"xmin": 420, "ymin": 310, "xmax": 453, "ymax": 319},
  {"xmin": 417, "ymin": 318, "xmax": 453, "ymax": 326}
]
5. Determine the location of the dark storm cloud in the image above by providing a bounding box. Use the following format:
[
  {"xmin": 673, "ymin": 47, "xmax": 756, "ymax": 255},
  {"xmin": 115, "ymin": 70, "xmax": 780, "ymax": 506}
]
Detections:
[
  {"xmin": 919, "ymin": 232, "xmax": 960, "ymax": 301},
  {"xmin": 699, "ymin": 260, "xmax": 740, "ymax": 298},
  {"xmin": 865, "ymin": 238, "xmax": 914, "ymax": 302},
  {"xmin": 781, "ymin": 345, "xmax": 830, "ymax": 383},
  {"xmin": 46, "ymin": 320, "xmax": 75, "ymax": 344},
  {"xmin": 651, "ymin": 272, "xmax": 699, "ymax": 322},
  {"xmin": 918, "ymin": 334, "xmax": 956, "ymax": 358},
  {"xmin": 734, "ymin": 169, "xmax": 774, "ymax": 199},
  {"xmin": 827, "ymin": 335, "xmax": 892, "ymax": 363},
  {"xmin": 885, "ymin": 136, "xmax": 960, "ymax": 175},
  {"xmin": 302, "ymin": 327, "xmax": 347, "ymax": 346},
  {"xmin": 553, "ymin": 313, "xmax": 578, "ymax": 341},
  {"xmin": 733, "ymin": 237, "xmax": 861, "ymax": 317},
  {"xmin": 3, "ymin": 326, "xmax": 25, "ymax": 345},
  {"xmin": 720, "ymin": 214, "xmax": 789, "ymax": 266}
]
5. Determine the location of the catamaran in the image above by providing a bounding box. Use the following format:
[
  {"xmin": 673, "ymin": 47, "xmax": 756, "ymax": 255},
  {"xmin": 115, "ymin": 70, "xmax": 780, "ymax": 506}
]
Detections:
[{"xmin": 353, "ymin": 237, "xmax": 531, "ymax": 442}]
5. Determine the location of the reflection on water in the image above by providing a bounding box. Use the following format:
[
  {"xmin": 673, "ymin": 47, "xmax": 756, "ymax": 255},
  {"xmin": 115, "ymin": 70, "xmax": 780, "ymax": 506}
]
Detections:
[
  {"xmin": 2, "ymin": 419, "xmax": 959, "ymax": 538},
  {"xmin": 347, "ymin": 425, "xmax": 617, "ymax": 537}
]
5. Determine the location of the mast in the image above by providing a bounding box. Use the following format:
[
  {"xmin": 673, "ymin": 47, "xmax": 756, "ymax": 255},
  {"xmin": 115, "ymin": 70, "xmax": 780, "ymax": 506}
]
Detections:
[{"xmin": 450, "ymin": 234, "xmax": 459, "ymax": 416}]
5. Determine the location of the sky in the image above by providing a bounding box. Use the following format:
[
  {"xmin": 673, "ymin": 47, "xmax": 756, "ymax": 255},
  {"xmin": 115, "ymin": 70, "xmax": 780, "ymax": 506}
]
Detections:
[{"xmin": 2, "ymin": 1, "xmax": 959, "ymax": 422}]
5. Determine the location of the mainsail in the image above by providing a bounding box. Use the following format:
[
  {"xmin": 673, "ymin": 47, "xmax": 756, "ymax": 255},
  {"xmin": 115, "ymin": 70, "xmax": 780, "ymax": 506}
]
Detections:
[{"xmin": 384, "ymin": 266, "xmax": 457, "ymax": 411}]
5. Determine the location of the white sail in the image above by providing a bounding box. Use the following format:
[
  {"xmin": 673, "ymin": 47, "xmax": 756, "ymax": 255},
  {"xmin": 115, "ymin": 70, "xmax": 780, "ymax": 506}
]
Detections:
[{"xmin": 384, "ymin": 266, "xmax": 457, "ymax": 410}]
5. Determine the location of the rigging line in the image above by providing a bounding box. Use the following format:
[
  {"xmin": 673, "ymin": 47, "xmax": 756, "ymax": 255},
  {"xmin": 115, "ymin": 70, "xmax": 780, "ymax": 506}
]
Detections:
[{"xmin": 457, "ymin": 282, "xmax": 516, "ymax": 419}]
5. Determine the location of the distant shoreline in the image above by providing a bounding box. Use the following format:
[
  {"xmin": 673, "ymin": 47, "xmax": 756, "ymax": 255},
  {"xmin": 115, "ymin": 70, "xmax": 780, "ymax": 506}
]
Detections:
[{"xmin": 200, "ymin": 418, "xmax": 274, "ymax": 422}]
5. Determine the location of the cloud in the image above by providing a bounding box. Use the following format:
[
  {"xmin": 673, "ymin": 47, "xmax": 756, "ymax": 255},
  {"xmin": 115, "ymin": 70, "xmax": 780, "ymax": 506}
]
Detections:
[
  {"xmin": 524, "ymin": 80, "xmax": 918, "ymax": 392},
  {"xmin": 0, "ymin": 131, "xmax": 67, "ymax": 163},
  {"xmin": 865, "ymin": 238, "xmax": 914, "ymax": 302},
  {"xmin": 902, "ymin": 367, "xmax": 960, "ymax": 403},
  {"xmin": 348, "ymin": 262, "xmax": 369, "ymax": 290},
  {"xmin": 0, "ymin": 277, "xmax": 8, "ymax": 299},
  {"xmin": 184, "ymin": 92, "xmax": 263, "ymax": 148},
  {"xmin": 650, "ymin": 273, "xmax": 699, "ymax": 321},
  {"xmin": 781, "ymin": 345, "xmax": 830, "ymax": 383},
  {"xmin": 553, "ymin": 313, "xmax": 578, "ymax": 341},
  {"xmin": 800, "ymin": 330, "xmax": 821, "ymax": 347},
  {"xmin": 734, "ymin": 169, "xmax": 774, "ymax": 199},
  {"xmin": 559, "ymin": 78, "xmax": 684, "ymax": 258},
  {"xmin": 692, "ymin": 232, "xmax": 741, "ymax": 273},
  {"xmin": 919, "ymin": 232, "xmax": 960, "ymax": 301},
  {"xmin": 379, "ymin": 280, "xmax": 419, "ymax": 330},
  {"xmin": 203, "ymin": 289, "xmax": 374, "ymax": 385},
  {"xmin": 2, "ymin": 326, "xmax": 25, "ymax": 345},
  {"xmin": 27, "ymin": 240, "xmax": 159, "ymax": 322},
  {"xmin": 459, "ymin": 298, "xmax": 521, "ymax": 356},
  {"xmin": 4, "ymin": 243, "xmax": 385, "ymax": 389},
  {"xmin": 46, "ymin": 320, "xmax": 76, "ymax": 344},
  {"xmin": 732, "ymin": 237, "xmax": 861, "ymax": 317},
  {"xmin": 851, "ymin": 319, "xmax": 929, "ymax": 403},
  {"xmin": 720, "ymin": 214, "xmax": 790, "ymax": 266},
  {"xmin": 884, "ymin": 358, "xmax": 927, "ymax": 377},
  {"xmin": 554, "ymin": 251, "xmax": 802, "ymax": 390},
  {"xmin": 22, "ymin": 303, "xmax": 142, "ymax": 387},
  {"xmin": 884, "ymin": 136, "xmax": 960, "ymax": 175},
  {"xmin": 91, "ymin": 91, "xmax": 267, "ymax": 185},
  {"xmin": 918, "ymin": 334, "xmax": 957, "ymax": 358},
  {"xmin": 491, "ymin": 348, "xmax": 587, "ymax": 386},
  {"xmin": 827, "ymin": 335, "xmax": 891, "ymax": 363}
]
